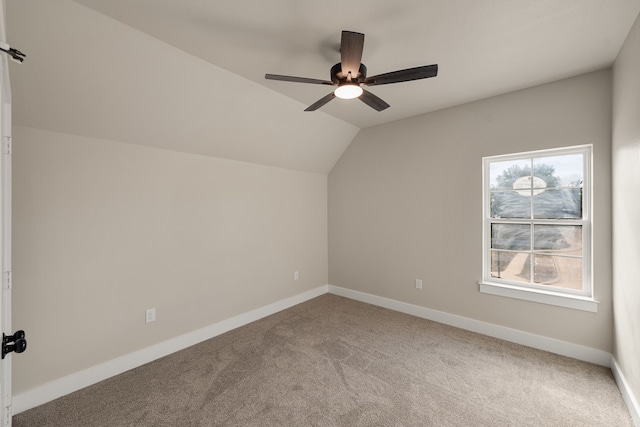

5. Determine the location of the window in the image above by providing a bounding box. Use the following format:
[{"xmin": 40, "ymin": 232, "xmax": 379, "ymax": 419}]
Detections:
[{"xmin": 480, "ymin": 146, "xmax": 597, "ymax": 312}]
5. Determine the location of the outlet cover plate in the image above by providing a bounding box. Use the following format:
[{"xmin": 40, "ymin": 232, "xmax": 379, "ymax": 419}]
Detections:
[{"xmin": 145, "ymin": 308, "xmax": 156, "ymax": 323}]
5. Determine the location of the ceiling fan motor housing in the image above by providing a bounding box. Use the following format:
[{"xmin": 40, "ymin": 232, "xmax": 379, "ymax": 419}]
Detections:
[{"xmin": 331, "ymin": 62, "xmax": 367, "ymax": 85}]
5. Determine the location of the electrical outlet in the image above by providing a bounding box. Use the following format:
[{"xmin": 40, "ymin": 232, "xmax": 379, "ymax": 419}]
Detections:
[
  {"xmin": 415, "ymin": 279, "xmax": 423, "ymax": 289},
  {"xmin": 294, "ymin": 271, "xmax": 299, "ymax": 280},
  {"xmin": 145, "ymin": 308, "xmax": 156, "ymax": 323}
]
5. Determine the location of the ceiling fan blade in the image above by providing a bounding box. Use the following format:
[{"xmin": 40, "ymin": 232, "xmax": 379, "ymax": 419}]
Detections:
[
  {"xmin": 340, "ymin": 31, "xmax": 365, "ymax": 78},
  {"xmin": 265, "ymin": 74, "xmax": 334, "ymax": 85},
  {"xmin": 359, "ymin": 89, "xmax": 390, "ymax": 112},
  {"xmin": 304, "ymin": 92, "xmax": 336, "ymax": 111},
  {"xmin": 364, "ymin": 64, "xmax": 438, "ymax": 86}
]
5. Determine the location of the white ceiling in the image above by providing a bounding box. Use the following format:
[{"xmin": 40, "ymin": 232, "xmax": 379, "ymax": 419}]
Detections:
[
  {"xmin": 6, "ymin": 1, "xmax": 640, "ymax": 174},
  {"xmin": 70, "ymin": 0, "xmax": 640, "ymax": 129},
  {"xmin": 6, "ymin": 1, "xmax": 359, "ymax": 174}
]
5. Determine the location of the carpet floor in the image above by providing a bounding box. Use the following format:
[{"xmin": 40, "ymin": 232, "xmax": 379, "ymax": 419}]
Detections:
[{"xmin": 14, "ymin": 294, "xmax": 633, "ymax": 426}]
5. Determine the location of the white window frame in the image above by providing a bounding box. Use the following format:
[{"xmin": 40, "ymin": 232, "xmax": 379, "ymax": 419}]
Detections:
[{"xmin": 479, "ymin": 145, "xmax": 598, "ymax": 312}]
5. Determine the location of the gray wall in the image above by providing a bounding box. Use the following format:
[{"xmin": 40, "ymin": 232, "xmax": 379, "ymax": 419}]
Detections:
[
  {"xmin": 12, "ymin": 126, "xmax": 328, "ymax": 394},
  {"xmin": 612, "ymin": 11, "xmax": 640, "ymax": 409},
  {"xmin": 329, "ymin": 70, "xmax": 613, "ymax": 351}
]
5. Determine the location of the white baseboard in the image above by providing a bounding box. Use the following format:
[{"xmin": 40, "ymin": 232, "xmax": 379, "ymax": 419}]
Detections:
[
  {"xmin": 12, "ymin": 285, "xmax": 328, "ymax": 415},
  {"xmin": 611, "ymin": 357, "xmax": 640, "ymax": 427},
  {"xmin": 15, "ymin": 284, "xmax": 627, "ymax": 419},
  {"xmin": 339, "ymin": 280, "xmax": 639, "ymax": 422},
  {"xmin": 328, "ymin": 285, "xmax": 612, "ymax": 367}
]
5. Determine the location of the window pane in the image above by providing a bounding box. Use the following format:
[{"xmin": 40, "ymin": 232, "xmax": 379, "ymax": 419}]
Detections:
[
  {"xmin": 533, "ymin": 255, "xmax": 582, "ymax": 290},
  {"xmin": 534, "ymin": 225, "xmax": 582, "ymax": 255},
  {"xmin": 491, "ymin": 251, "xmax": 530, "ymax": 283},
  {"xmin": 533, "ymin": 154, "xmax": 583, "ymax": 188},
  {"xmin": 533, "ymin": 188, "xmax": 582, "ymax": 219},
  {"xmin": 484, "ymin": 147, "xmax": 591, "ymax": 298},
  {"xmin": 491, "ymin": 224, "xmax": 530, "ymax": 250},
  {"xmin": 490, "ymin": 191, "xmax": 531, "ymax": 218},
  {"xmin": 489, "ymin": 159, "xmax": 531, "ymax": 190}
]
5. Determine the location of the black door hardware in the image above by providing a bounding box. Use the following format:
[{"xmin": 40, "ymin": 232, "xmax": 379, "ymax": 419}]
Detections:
[{"xmin": 2, "ymin": 330, "xmax": 27, "ymax": 359}]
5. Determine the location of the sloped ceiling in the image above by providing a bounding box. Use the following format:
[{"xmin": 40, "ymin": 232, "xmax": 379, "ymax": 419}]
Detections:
[
  {"xmin": 6, "ymin": 1, "xmax": 640, "ymax": 173},
  {"xmin": 70, "ymin": 0, "xmax": 640, "ymax": 129},
  {"xmin": 6, "ymin": 1, "xmax": 359, "ymax": 174}
]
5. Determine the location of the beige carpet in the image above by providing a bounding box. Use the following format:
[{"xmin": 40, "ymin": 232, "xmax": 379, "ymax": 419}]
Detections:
[{"xmin": 14, "ymin": 294, "xmax": 632, "ymax": 426}]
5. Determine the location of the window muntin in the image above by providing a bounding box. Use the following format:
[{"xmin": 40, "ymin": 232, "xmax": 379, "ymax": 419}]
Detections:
[{"xmin": 483, "ymin": 146, "xmax": 591, "ymax": 297}]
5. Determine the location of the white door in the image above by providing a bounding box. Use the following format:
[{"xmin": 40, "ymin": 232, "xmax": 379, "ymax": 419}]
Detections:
[{"xmin": 0, "ymin": 1, "xmax": 12, "ymax": 425}]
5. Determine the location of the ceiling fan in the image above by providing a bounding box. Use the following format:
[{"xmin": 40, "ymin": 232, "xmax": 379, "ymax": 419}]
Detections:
[{"xmin": 265, "ymin": 30, "xmax": 438, "ymax": 112}]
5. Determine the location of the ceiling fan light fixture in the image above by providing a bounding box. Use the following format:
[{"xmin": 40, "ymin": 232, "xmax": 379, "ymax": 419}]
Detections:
[{"xmin": 334, "ymin": 84, "xmax": 363, "ymax": 99}]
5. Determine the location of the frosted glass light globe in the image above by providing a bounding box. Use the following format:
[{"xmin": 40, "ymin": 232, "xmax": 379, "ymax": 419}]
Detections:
[{"xmin": 334, "ymin": 84, "xmax": 363, "ymax": 99}]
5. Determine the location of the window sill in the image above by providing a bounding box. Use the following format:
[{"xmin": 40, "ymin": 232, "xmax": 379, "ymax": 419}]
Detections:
[{"xmin": 478, "ymin": 282, "xmax": 599, "ymax": 312}]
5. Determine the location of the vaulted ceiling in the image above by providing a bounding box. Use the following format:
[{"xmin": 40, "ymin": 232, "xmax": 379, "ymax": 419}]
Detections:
[{"xmin": 6, "ymin": 1, "xmax": 640, "ymax": 173}]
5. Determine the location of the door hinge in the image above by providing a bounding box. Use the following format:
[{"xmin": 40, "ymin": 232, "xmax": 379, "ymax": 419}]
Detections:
[
  {"xmin": 4, "ymin": 405, "xmax": 11, "ymax": 426},
  {"xmin": 3, "ymin": 271, "xmax": 11, "ymax": 290},
  {"xmin": 2, "ymin": 136, "xmax": 11, "ymax": 155}
]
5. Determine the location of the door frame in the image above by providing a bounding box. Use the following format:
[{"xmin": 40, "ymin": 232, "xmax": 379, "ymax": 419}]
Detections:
[{"xmin": 0, "ymin": 1, "xmax": 13, "ymax": 425}]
